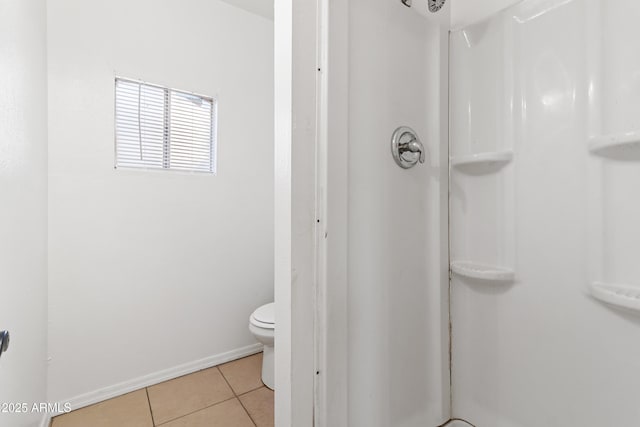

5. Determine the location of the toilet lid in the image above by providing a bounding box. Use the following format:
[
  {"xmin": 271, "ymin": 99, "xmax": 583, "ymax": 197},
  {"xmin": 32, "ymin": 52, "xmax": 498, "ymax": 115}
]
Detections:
[{"xmin": 252, "ymin": 303, "xmax": 274, "ymax": 325}]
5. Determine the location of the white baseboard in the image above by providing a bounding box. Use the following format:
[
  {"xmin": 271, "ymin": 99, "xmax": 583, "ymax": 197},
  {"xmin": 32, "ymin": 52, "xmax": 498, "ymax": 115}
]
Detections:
[{"xmin": 60, "ymin": 343, "xmax": 263, "ymax": 413}]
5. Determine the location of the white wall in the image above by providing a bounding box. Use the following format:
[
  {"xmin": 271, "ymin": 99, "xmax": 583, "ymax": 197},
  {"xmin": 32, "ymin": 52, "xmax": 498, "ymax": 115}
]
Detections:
[
  {"xmin": 47, "ymin": 0, "xmax": 274, "ymax": 405},
  {"xmin": 346, "ymin": 1, "xmax": 450, "ymax": 426},
  {"xmin": 451, "ymin": 0, "xmax": 522, "ymax": 29},
  {"xmin": 450, "ymin": 0, "xmax": 640, "ymax": 426},
  {"xmin": 0, "ymin": 1, "xmax": 48, "ymax": 426}
]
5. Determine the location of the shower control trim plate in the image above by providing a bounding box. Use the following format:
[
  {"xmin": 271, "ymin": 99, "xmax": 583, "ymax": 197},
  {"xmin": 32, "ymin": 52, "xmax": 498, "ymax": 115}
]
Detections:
[{"xmin": 391, "ymin": 126, "xmax": 426, "ymax": 169}]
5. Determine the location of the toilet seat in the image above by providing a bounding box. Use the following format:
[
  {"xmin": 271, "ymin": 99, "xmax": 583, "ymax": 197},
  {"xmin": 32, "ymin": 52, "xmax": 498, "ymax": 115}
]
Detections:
[
  {"xmin": 250, "ymin": 317, "xmax": 274, "ymax": 329},
  {"xmin": 250, "ymin": 303, "xmax": 274, "ymax": 329}
]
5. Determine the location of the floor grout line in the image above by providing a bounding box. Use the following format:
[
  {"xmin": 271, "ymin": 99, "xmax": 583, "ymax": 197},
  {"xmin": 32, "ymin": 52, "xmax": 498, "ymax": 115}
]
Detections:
[
  {"xmin": 154, "ymin": 396, "xmax": 238, "ymax": 426},
  {"xmin": 237, "ymin": 385, "xmax": 267, "ymax": 397},
  {"xmin": 236, "ymin": 395, "xmax": 259, "ymax": 427},
  {"xmin": 145, "ymin": 387, "xmax": 156, "ymax": 426},
  {"xmin": 218, "ymin": 365, "xmax": 258, "ymax": 427}
]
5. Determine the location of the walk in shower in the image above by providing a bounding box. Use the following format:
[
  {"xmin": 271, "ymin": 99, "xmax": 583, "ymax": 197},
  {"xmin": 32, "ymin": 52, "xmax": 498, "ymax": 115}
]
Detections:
[{"xmin": 336, "ymin": 0, "xmax": 640, "ymax": 426}]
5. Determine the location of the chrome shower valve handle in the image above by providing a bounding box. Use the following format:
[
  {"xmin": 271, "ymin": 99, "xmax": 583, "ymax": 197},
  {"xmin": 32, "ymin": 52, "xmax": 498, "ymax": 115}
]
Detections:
[
  {"xmin": 391, "ymin": 126, "xmax": 426, "ymax": 169},
  {"xmin": 400, "ymin": 138, "xmax": 426, "ymax": 163}
]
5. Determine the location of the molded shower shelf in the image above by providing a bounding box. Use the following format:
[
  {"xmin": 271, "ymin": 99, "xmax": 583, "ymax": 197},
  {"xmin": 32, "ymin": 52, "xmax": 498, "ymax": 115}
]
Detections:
[
  {"xmin": 590, "ymin": 282, "xmax": 640, "ymax": 311},
  {"xmin": 451, "ymin": 261, "xmax": 515, "ymax": 282},
  {"xmin": 443, "ymin": 420, "xmax": 474, "ymax": 427},
  {"xmin": 588, "ymin": 131, "xmax": 640, "ymax": 155},
  {"xmin": 451, "ymin": 150, "xmax": 513, "ymax": 169}
]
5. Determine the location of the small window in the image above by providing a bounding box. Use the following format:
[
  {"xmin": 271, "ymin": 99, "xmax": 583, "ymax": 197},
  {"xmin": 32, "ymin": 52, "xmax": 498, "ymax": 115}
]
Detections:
[{"xmin": 115, "ymin": 77, "xmax": 217, "ymax": 173}]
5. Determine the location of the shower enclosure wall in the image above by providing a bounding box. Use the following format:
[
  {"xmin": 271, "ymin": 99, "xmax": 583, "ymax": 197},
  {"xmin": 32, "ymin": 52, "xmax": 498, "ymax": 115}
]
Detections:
[
  {"xmin": 344, "ymin": 0, "xmax": 450, "ymax": 425},
  {"xmin": 450, "ymin": 0, "xmax": 640, "ymax": 426}
]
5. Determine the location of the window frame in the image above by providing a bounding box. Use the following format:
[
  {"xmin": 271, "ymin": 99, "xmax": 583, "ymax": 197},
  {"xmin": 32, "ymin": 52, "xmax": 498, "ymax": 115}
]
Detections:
[{"xmin": 114, "ymin": 76, "xmax": 218, "ymax": 175}]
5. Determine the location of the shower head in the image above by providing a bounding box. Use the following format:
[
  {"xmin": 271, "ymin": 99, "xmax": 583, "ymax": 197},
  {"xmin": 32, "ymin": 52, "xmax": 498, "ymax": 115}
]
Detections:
[
  {"xmin": 428, "ymin": 0, "xmax": 446, "ymax": 12},
  {"xmin": 401, "ymin": 0, "xmax": 446, "ymax": 13}
]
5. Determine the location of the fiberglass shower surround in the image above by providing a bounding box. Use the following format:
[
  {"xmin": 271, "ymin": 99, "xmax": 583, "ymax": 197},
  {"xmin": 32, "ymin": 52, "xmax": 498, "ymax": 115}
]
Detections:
[{"xmin": 397, "ymin": 0, "xmax": 640, "ymax": 426}]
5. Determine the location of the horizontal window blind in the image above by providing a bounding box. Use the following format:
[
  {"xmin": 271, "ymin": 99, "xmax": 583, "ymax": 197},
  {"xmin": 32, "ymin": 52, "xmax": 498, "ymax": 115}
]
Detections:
[{"xmin": 115, "ymin": 78, "xmax": 217, "ymax": 173}]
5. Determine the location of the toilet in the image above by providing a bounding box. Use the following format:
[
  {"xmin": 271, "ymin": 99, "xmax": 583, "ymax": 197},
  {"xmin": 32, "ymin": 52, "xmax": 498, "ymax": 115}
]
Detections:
[{"xmin": 249, "ymin": 302, "xmax": 274, "ymax": 390}]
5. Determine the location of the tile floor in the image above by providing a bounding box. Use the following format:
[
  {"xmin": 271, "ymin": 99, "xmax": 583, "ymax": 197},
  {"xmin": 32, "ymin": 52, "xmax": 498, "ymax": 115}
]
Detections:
[{"xmin": 51, "ymin": 353, "xmax": 273, "ymax": 427}]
